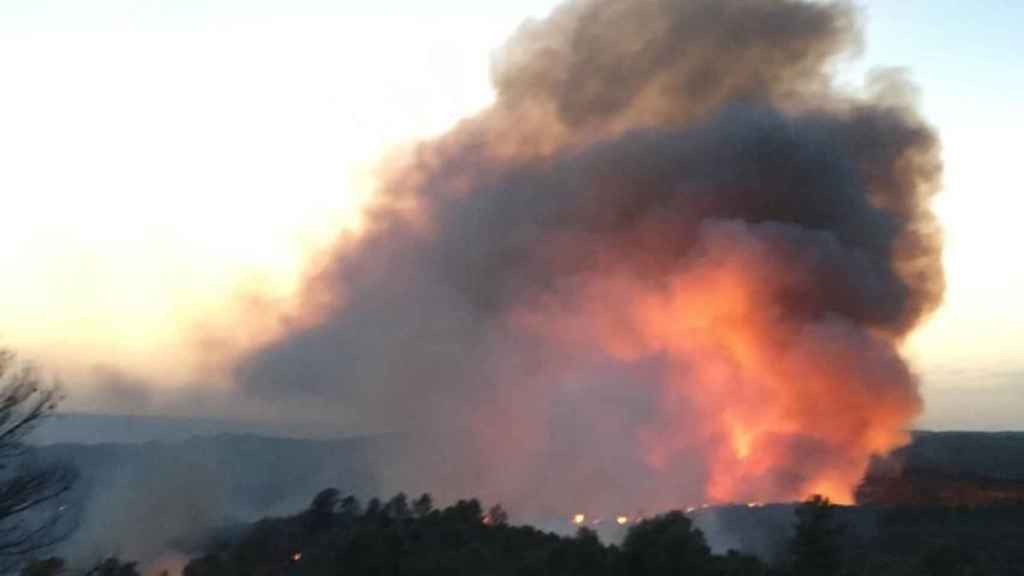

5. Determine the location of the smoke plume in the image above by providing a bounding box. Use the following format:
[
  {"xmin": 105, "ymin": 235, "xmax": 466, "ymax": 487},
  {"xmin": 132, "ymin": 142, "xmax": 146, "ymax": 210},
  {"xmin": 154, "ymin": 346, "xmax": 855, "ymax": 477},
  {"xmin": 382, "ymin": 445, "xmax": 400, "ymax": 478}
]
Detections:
[{"xmin": 234, "ymin": 0, "xmax": 942, "ymax": 514}]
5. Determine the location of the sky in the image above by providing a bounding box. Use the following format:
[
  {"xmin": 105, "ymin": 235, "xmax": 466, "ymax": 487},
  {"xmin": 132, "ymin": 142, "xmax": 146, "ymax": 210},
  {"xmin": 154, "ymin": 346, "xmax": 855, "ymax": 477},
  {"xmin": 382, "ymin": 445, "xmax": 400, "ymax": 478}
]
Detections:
[{"xmin": 0, "ymin": 0, "xmax": 1021, "ymax": 429}]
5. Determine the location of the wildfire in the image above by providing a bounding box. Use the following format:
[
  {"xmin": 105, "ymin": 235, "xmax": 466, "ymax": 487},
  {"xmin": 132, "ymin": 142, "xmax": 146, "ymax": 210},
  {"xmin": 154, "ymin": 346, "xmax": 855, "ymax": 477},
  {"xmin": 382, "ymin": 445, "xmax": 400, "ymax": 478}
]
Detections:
[
  {"xmin": 615, "ymin": 516, "xmax": 629, "ymax": 525},
  {"xmin": 229, "ymin": 0, "xmax": 942, "ymax": 517},
  {"xmin": 528, "ymin": 244, "xmax": 924, "ymax": 505}
]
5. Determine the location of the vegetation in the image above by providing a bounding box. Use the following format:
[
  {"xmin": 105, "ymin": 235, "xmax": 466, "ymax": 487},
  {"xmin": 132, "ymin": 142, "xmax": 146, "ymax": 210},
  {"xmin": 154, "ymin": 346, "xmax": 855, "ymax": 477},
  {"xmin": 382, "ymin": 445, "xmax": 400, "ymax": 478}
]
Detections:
[
  {"xmin": 787, "ymin": 495, "xmax": 843, "ymax": 576},
  {"xmin": 168, "ymin": 492, "xmax": 1024, "ymax": 576},
  {"xmin": 4, "ymin": 370, "xmax": 1023, "ymax": 576},
  {"xmin": 21, "ymin": 556, "xmax": 142, "ymax": 576},
  {"xmin": 181, "ymin": 490, "xmax": 763, "ymax": 576},
  {"xmin": 12, "ymin": 484, "xmax": 1024, "ymax": 574},
  {"xmin": 0, "ymin": 350, "xmax": 77, "ymax": 570}
]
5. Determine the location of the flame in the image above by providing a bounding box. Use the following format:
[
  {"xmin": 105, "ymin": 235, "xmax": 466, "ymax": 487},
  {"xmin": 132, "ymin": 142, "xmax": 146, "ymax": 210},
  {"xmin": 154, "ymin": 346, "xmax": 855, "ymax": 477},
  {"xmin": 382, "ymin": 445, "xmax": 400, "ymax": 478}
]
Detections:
[
  {"xmin": 616, "ymin": 515, "xmax": 629, "ymax": 525},
  {"xmin": 226, "ymin": 0, "xmax": 939, "ymax": 518},
  {"xmin": 524, "ymin": 224, "xmax": 920, "ymax": 504}
]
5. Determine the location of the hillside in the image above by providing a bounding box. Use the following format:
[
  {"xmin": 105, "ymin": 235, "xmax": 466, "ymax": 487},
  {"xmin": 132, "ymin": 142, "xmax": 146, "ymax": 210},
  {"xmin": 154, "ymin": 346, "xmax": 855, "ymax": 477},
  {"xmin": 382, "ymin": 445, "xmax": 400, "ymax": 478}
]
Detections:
[
  {"xmin": 27, "ymin": 420, "xmax": 1024, "ymax": 564},
  {"xmin": 35, "ymin": 433, "xmax": 382, "ymax": 564},
  {"xmin": 857, "ymin": 431, "xmax": 1024, "ymax": 505}
]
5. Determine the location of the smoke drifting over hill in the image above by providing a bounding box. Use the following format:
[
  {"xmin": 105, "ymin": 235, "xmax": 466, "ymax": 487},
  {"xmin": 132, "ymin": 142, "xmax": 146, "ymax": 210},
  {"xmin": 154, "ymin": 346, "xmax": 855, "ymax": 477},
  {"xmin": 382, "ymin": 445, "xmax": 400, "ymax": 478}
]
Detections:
[{"xmin": 233, "ymin": 0, "xmax": 942, "ymax": 514}]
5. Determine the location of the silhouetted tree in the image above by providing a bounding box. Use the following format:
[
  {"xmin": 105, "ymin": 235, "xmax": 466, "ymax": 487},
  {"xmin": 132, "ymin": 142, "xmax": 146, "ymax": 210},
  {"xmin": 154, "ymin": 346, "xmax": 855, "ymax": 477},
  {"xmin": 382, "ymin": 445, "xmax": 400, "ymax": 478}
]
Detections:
[
  {"xmin": 485, "ymin": 504, "xmax": 509, "ymax": 526},
  {"xmin": 571, "ymin": 527, "xmax": 609, "ymax": 575},
  {"xmin": 717, "ymin": 550, "xmax": 767, "ymax": 576},
  {"xmin": 83, "ymin": 557, "xmax": 140, "ymax": 576},
  {"xmin": 444, "ymin": 499, "xmax": 483, "ymax": 525},
  {"xmin": 181, "ymin": 490, "xmax": 775, "ymax": 576},
  {"xmin": 309, "ymin": 487, "xmax": 340, "ymax": 515},
  {"xmin": 306, "ymin": 487, "xmax": 340, "ymax": 532},
  {"xmin": 364, "ymin": 497, "xmax": 382, "ymax": 519},
  {"xmin": 339, "ymin": 494, "xmax": 361, "ymax": 518},
  {"xmin": 0, "ymin": 351, "xmax": 77, "ymax": 569},
  {"xmin": 384, "ymin": 492, "xmax": 410, "ymax": 519},
  {"xmin": 412, "ymin": 493, "xmax": 433, "ymax": 518},
  {"xmin": 619, "ymin": 511, "xmax": 714, "ymax": 576},
  {"xmin": 789, "ymin": 495, "xmax": 844, "ymax": 576},
  {"xmin": 19, "ymin": 557, "xmax": 63, "ymax": 576}
]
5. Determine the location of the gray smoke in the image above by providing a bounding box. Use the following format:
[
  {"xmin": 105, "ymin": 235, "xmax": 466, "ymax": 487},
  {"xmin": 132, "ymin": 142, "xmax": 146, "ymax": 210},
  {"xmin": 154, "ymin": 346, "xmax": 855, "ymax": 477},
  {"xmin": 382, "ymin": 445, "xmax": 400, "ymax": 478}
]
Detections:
[{"xmin": 232, "ymin": 0, "xmax": 942, "ymax": 516}]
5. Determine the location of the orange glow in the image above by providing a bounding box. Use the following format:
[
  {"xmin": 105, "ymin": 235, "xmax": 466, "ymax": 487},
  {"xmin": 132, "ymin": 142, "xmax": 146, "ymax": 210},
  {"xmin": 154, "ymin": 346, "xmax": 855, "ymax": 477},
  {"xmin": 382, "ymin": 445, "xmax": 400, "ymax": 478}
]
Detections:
[{"xmin": 520, "ymin": 225, "xmax": 920, "ymax": 505}]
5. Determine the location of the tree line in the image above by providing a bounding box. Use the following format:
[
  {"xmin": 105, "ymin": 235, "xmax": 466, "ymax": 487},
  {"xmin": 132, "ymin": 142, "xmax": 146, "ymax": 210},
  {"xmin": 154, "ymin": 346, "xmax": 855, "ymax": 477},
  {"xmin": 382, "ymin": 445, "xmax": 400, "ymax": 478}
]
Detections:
[
  {"xmin": 2, "ymin": 347, "xmax": 1023, "ymax": 575},
  {"xmin": 21, "ymin": 490, "xmax": 1024, "ymax": 576}
]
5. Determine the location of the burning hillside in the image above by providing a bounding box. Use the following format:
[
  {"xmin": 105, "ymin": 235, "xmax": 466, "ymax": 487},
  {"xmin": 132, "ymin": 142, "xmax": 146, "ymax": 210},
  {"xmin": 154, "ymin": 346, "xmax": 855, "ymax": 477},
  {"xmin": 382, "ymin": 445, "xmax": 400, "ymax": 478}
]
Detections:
[
  {"xmin": 857, "ymin": 431, "xmax": 1024, "ymax": 506},
  {"xmin": 230, "ymin": 0, "xmax": 942, "ymax": 514}
]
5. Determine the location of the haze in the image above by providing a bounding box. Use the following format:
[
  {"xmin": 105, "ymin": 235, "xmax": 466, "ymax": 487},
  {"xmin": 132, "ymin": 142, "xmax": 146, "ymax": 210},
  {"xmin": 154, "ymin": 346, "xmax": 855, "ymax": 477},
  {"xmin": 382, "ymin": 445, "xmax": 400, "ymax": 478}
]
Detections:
[{"xmin": 0, "ymin": 0, "xmax": 1021, "ymax": 430}]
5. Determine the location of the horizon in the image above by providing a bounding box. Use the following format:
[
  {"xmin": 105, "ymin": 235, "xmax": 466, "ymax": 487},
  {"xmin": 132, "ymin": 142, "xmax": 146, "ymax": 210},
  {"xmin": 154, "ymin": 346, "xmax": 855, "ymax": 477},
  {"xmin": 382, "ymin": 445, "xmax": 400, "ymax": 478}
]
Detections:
[
  {"xmin": 2, "ymin": 3, "xmax": 1024, "ymax": 572},
  {"xmin": 37, "ymin": 411, "xmax": 1024, "ymax": 448},
  {"xmin": 1, "ymin": 0, "xmax": 1022, "ymax": 432},
  {"xmin": 0, "ymin": 0, "xmax": 1021, "ymax": 522}
]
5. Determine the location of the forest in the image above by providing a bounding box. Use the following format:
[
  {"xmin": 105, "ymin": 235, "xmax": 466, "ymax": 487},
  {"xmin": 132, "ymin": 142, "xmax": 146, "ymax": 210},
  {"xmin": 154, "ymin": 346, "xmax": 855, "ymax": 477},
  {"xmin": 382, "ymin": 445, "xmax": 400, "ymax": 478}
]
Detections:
[{"xmin": 22, "ymin": 492, "xmax": 1024, "ymax": 576}]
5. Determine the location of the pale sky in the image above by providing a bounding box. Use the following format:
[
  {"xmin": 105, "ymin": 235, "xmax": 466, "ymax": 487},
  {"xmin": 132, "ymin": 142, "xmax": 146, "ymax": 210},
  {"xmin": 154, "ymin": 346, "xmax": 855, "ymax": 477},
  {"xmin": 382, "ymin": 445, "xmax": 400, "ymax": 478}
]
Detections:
[{"xmin": 0, "ymin": 0, "xmax": 1021, "ymax": 429}]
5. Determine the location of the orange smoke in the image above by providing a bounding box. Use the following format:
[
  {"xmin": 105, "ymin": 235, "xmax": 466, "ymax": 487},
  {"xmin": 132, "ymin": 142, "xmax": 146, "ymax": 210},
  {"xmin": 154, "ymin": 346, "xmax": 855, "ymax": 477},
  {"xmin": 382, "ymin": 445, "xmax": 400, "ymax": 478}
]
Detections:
[
  {"xmin": 231, "ymin": 0, "xmax": 942, "ymax": 514},
  {"xmin": 520, "ymin": 222, "xmax": 922, "ymax": 504}
]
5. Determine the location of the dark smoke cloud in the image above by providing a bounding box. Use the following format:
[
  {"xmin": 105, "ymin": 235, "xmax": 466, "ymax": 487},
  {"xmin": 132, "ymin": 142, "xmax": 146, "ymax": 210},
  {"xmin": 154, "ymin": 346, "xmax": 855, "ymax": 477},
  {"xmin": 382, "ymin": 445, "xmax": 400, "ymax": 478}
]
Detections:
[
  {"xmin": 234, "ymin": 0, "xmax": 941, "ymax": 514},
  {"xmin": 493, "ymin": 0, "xmax": 856, "ymax": 128}
]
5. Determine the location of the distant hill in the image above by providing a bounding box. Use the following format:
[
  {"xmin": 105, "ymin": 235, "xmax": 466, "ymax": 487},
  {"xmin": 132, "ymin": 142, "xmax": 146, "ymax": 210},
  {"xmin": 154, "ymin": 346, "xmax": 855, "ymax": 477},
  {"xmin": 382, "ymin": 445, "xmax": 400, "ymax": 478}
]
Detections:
[
  {"xmin": 884, "ymin": 431, "xmax": 1024, "ymax": 478},
  {"xmin": 858, "ymin": 431, "xmax": 1024, "ymax": 505},
  {"xmin": 35, "ymin": 433, "xmax": 383, "ymax": 565},
  {"xmin": 26, "ymin": 417, "xmax": 1024, "ymax": 564},
  {"xmin": 33, "ymin": 412, "xmax": 326, "ymax": 445}
]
